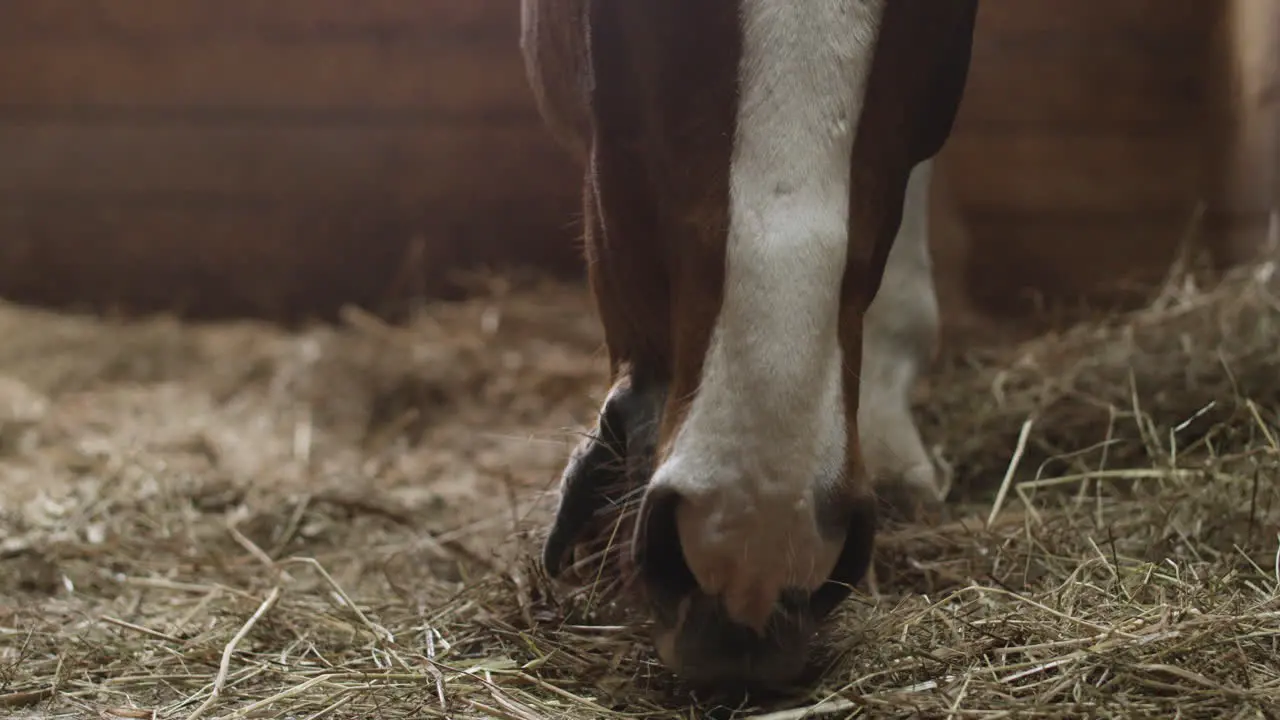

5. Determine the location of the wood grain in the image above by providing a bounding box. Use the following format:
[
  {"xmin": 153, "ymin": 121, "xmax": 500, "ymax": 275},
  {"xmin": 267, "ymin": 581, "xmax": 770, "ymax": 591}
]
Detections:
[
  {"xmin": 944, "ymin": 133, "xmax": 1207, "ymax": 214},
  {"xmin": 0, "ymin": 0, "xmax": 1260, "ymax": 321},
  {"xmin": 958, "ymin": 45, "xmax": 1207, "ymax": 132},
  {"xmin": 0, "ymin": 122, "xmax": 568, "ymax": 201},
  {"xmin": 0, "ymin": 196, "xmax": 585, "ymax": 321},
  {"xmin": 0, "ymin": 0, "xmax": 586, "ymax": 319},
  {"xmin": 940, "ymin": 0, "xmax": 1229, "ymax": 317},
  {"xmin": 0, "ymin": 0, "xmax": 501, "ymax": 39}
]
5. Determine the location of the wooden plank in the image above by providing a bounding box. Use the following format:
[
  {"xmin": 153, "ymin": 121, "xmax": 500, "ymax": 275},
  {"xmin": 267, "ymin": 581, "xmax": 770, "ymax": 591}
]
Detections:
[
  {"xmin": 0, "ymin": 0, "xmax": 505, "ymax": 40},
  {"xmin": 973, "ymin": 0, "xmax": 1215, "ymax": 43},
  {"xmin": 962, "ymin": 211, "xmax": 1264, "ymax": 304},
  {"xmin": 943, "ymin": 133, "xmax": 1207, "ymax": 214},
  {"xmin": 2, "ymin": 0, "xmax": 1211, "ymax": 45},
  {"xmin": 0, "ymin": 39, "xmax": 532, "ymax": 117},
  {"xmin": 961, "ymin": 212, "xmax": 1196, "ymax": 312},
  {"xmin": 958, "ymin": 43, "xmax": 1209, "ymax": 132},
  {"xmin": 1210, "ymin": 0, "xmax": 1280, "ymax": 215},
  {"xmin": 1201, "ymin": 211, "xmax": 1277, "ymax": 265},
  {"xmin": 0, "ymin": 197, "xmax": 585, "ymax": 321},
  {"xmin": 0, "ymin": 122, "xmax": 572, "ymax": 203}
]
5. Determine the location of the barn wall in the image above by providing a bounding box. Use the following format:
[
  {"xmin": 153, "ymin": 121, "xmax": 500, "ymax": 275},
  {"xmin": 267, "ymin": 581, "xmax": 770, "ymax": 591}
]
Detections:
[
  {"xmin": 940, "ymin": 0, "xmax": 1229, "ymax": 317},
  {"xmin": 0, "ymin": 0, "xmax": 1272, "ymax": 325},
  {"xmin": 0, "ymin": 0, "xmax": 583, "ymax": 321}
]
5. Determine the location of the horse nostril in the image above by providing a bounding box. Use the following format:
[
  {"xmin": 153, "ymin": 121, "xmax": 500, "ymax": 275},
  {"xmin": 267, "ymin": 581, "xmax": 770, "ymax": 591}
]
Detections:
[
  {"xmin": 632, "ymin": 487, "xmax": 699, "ymax": 611},
  {"xmin": 807, "ymin": 493, "xmax": 878, "ymax": 621}
]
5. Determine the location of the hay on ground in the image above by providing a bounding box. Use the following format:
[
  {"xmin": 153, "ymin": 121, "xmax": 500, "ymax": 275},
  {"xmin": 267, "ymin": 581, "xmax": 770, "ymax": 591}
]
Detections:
[{"xmin": 2, "ymin": 259, "xmax": 1280, "ymax": 719}]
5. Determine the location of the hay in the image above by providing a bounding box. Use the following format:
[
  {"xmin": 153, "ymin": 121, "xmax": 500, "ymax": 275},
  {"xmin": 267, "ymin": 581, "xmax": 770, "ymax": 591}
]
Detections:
[{"xmin": 3, "ymin": 258, "xmax": 1280, "ymax": 719}]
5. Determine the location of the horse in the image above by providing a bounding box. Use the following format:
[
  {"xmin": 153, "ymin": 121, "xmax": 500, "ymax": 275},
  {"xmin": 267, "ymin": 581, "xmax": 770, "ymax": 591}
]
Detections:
[{"xmin": 521, "ymin": 0, "xmax": 979, "ymax": 688}]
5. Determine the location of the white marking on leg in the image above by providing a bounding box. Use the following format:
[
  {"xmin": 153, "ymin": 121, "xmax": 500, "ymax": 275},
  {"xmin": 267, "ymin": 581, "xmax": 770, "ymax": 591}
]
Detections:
[
  {"xmin": 644, "ymin": 0, "xmax": 886, "ymax": 631},
  {"xmin": 859, "ymin": 159, "xmax": 946, "ymax": 509}
]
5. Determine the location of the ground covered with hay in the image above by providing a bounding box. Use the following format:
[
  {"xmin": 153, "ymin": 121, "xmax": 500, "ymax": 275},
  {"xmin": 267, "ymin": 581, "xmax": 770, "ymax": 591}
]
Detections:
[{"xmin": 3, "ymin": 262, "xmax": 1280, "ymax": 719}]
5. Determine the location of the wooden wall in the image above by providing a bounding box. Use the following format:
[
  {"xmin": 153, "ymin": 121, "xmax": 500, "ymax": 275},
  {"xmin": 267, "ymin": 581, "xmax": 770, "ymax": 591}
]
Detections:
[
  {"xmin": 1214, "ymin": 0, "xmax": 1280, "ymax": 260},
  {"xmin": 0, "ymin": 0, "xmax": 1273, "ymax": 323},
  {"xmin": 0, "ymin": 0, "xmax": 582, "ymax": 321},
  {"xmin": 942, "ymin": 0, "xmax": 1226, "ymax": 316}
]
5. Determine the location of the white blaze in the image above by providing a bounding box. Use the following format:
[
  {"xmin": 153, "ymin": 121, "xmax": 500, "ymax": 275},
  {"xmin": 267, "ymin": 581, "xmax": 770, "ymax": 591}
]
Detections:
[{"xmin": 644, "ymin": 0, "xmax": 886, "ymax": 629}]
